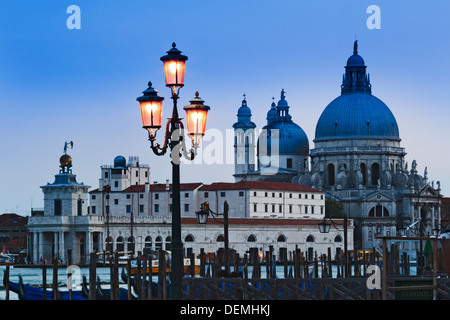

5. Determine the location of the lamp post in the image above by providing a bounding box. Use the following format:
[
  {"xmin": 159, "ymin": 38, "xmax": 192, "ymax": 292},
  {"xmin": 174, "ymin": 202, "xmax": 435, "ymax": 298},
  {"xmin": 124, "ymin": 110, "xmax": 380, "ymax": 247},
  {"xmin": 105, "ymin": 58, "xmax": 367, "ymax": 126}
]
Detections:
[
  {"xmin": 397, "ymin": 223, "xmax": 407, "ymax": 237},
  {"xmin": 318, "ymin": 215, "xmax": 348, "ymax": 277},
  {"xmin": 137, "ymin": 43, "xmax": 210, "ymax": 300},
  {"xmin": 196, "ymin": 201, "xmax": 230, "ymax": 276}
]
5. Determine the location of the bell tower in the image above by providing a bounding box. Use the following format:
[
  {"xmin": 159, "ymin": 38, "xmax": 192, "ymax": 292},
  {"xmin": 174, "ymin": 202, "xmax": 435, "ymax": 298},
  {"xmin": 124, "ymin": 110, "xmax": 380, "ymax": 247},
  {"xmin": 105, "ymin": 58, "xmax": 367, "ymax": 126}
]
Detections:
[{"xmin": 233, "ymin": 95, "xmax": 256, "ymax": 181}]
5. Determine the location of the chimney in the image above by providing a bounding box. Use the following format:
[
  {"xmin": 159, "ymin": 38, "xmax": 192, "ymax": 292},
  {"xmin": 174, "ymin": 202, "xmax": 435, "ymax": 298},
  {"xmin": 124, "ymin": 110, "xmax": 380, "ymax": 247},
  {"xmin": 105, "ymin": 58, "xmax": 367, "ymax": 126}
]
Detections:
[
  {"xmin": 145, "ymin": 182, "xmax": 150, "ymax": 193},
  {"xmin": 165, "ymin": 179, "xmax": 170, "ymax": 191}
]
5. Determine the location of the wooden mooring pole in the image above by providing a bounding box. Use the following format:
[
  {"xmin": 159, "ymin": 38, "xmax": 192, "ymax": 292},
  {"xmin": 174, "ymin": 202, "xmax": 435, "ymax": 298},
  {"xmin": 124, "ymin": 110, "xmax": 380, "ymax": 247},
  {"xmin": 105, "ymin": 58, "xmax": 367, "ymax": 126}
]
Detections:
[
  {"xmin": 4, "ymin": 265, "xmax": 9, "ymax": 300},
  {"xmin": 52, "ymin": 256, "xmax": 58, "ymax": 300},
  {"xmin": 42, "ymin": 263, "xmax": 47, "ymax": 300},
  {"xmin": 89, "ymin": 252, "xmax": 97, "ymax": 300}
]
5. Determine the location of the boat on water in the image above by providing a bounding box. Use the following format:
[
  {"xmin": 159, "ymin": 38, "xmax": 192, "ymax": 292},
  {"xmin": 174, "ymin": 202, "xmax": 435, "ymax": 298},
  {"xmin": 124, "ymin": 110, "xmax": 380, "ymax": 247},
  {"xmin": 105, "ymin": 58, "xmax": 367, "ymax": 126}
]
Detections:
[
  {"xmin": 3, "ymin": 272, "xmax": 134, "ymax": 300},
  {"xmin": 6, "ymin": 275, "xmax": 88, "ymax": 300}
]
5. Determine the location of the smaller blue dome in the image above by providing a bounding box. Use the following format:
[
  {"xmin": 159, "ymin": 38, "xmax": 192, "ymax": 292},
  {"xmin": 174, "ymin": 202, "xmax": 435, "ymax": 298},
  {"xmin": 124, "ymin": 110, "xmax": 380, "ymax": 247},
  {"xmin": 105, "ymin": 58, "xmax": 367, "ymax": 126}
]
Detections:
[
  {"xmin": 237, "ymin": 100, "xmax": 252, "ymax": 116},
  {"xmin": 266, "ymin": 101, "xmax": 277, "ymax": 124},
  {"xmin": 233, "ymin": 97, "xmax": 256, "ymax": 131},
  {"xmin": 347, "ymin": 54, "xmax": 365, "ymax": 67},
  {"xmin": 114, "ymin": 155, "xmax": 127, "ymax": 168}
]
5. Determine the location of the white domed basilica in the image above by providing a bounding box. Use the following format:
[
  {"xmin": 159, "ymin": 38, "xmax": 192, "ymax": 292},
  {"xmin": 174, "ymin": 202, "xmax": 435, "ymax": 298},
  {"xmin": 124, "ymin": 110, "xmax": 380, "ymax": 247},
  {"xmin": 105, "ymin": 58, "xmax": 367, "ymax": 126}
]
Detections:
[{"xmin": 233, "ymin": 41, "xmax": 442, "ymax": 249}]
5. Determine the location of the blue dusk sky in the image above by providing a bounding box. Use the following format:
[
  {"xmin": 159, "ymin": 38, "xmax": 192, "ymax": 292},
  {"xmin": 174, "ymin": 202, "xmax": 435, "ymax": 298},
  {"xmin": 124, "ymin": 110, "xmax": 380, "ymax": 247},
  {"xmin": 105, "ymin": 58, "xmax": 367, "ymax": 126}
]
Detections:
[{"xmin": 0, "ymin": 0, "xmax": 449, "ymax": 215}]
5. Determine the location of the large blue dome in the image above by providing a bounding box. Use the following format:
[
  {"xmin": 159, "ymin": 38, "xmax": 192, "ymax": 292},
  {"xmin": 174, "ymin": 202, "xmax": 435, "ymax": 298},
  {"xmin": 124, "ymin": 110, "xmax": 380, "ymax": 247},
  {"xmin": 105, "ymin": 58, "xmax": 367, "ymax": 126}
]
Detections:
[{"xmin": 315, "ymin": 93, "xmax": 399, "ymax": 141}]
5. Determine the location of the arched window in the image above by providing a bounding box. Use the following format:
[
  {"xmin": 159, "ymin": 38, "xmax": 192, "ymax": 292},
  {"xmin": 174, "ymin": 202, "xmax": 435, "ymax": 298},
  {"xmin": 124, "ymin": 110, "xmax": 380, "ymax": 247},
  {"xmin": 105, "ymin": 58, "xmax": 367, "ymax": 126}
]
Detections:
[
  {"xmin": 371, "ymin": 163, "xmax": 380, "ymax": 186},
  {"xmin": 306, "ymin": 235, "xmax": 315, "ymax": 242},
  {"xmin": 277, "ymin": 235, "xmax": 286, "ymax": 242},
  {"xmin": 360, "ymin": 163, "xmax": 367, "ymax": 185},
  {"xmin": 144, "ymin": 236, "xmax": 152, "ymax": 248},
  {"xmin": 155, "ymin": 236, "xmax": 162, "ymax": 249},
  {"xmin": 327, "ymin": 164, "xmax": 335, "ymax": 186},
  {"xmin": 247, "ymin": 234, "xmax": 256, "ymax": 242},
  {"xmin": 368, "ymin": 205, "xmax": 390, "ymax": 217},
  {"xmin": 334, "ymin": 235, "xmax": 342, "ymax": 242},
  {"xmin": 216, "ymin": 234, "xmax": 225, "ymax": 242},
  {"xmin": 165, "ymin": 236, "xmax": 172, "ymax": 251},
  {"xmin": 185, "ymin": 234, "xmax": 194, "ymax": 242},
  {"xmin": 127, "ymin": 236, "xmax": 135, "ymax": 254},
  {"xmin": 116, "ymin": 237, "xmax": 124, "ymax": 252},
  {"xmin": 105, "ymin": 236, "xmax": 113, "ymax": 252}
]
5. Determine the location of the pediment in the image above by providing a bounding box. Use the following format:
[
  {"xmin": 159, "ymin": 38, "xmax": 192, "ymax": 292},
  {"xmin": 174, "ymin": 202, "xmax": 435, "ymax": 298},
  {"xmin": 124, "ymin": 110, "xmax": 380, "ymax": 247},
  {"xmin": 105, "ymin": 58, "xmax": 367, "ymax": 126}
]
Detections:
[
  {"xmin": 362, "ymin": 191, "xmax": 395, "ymax": 202},
  {"xmin": 418, "ymin": 184, "xmax": 439, "ymax": 197}
]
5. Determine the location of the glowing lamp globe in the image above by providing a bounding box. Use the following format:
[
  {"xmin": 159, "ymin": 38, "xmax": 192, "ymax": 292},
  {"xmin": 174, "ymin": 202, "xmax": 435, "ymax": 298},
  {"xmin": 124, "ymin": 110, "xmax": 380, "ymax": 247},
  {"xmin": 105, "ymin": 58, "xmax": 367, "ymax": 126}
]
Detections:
[
  {"xmin": 160, "ymin": 43, "xmax": 188, "ymax": 92},
  {"xmin": 183, "ymin": 92, "xmax": 210, "ymax": 147},
  {"xmin": 137, "ymin": 82, "xmax": 165, "ymax": 138}
]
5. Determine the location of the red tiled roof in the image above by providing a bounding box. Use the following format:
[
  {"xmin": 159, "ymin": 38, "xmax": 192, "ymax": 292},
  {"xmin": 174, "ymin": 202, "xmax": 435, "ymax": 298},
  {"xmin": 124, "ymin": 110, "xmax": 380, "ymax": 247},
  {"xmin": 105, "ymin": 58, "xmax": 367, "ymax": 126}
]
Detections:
[
  {"xmin": 89, "ymin": 185, "xmax": 111, "ymax": 193},
  {"xmin": 123, "ymin": 185, "xmax": 145, "ymax": 192},
  {"xmin": 199, "ymin": 180, "xmax": 322, "ymax": 193},
  {"xmin": 0, "ymin": 214, "xmax": 28, "ymax": 227},
  {"xmin": 90, "ymin": 181, "xmax": 321, "ymax": 194},
  {"xmin": 442, "ymin": 197, "xmax": 450, "ymax": 204},
  {"xmin": 149, "ymin": 183, "xmax": 203, "ymax": 191},
  {"xmin": 91, "ymin": 183, "xmax": 203, "ymax": 193}
]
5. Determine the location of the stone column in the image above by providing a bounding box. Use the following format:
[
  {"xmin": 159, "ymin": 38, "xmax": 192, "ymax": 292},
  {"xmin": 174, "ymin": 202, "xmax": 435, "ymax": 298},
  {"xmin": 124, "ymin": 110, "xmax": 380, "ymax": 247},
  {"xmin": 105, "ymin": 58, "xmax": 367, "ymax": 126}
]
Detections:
[
  {"xmin": 431, "ymin": 206, "xmax": 435, "ymax": 231},
  {"xmin": 59, "ymin": 232, "xmax": 65, "ymax": 263},
  {"xmin": 86, "ymin": 231, "xmax": 94, "ymax": 257},
  {"xmin": 39, "ymin": 232, "xmax": 44, "ymax": 263},
  {"xmin": 54, "ymin": 232, "xmax": 58, "ymax": 259},
  {"xmin": 33, "ymin": 232, "xmax": 38, "ymax": 264},
  {"xmin": 438, "ymin": 204, "xmax": 442, "ymax": 231}
]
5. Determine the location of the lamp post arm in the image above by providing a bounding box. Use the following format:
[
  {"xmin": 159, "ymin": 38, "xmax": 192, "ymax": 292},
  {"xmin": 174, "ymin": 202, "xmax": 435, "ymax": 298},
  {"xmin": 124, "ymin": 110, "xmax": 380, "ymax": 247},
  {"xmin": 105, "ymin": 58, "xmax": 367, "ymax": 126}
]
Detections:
[
  {"xmin": 327, "ymin": 216, "xmax": 347, "ymax": 232},
  {"xmin": 150, "ymin": 118, "xmax": 171, "ymax": 156},
  {"xmin": 177, "ymin": 122, "xmax": 197, "ymax": 161}
]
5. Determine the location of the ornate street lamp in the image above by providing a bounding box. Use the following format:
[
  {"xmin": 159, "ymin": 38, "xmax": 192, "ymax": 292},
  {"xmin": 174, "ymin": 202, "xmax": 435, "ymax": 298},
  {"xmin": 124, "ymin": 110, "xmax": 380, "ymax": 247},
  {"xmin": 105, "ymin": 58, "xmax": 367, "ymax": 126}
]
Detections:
[
  {"xmin": 433, "ymin": 228, "xmax": 441, "ymax": 237},
  {"xmin": 318, "ymin": 215, "xmax": 348, "ymax": 277},
  {"xmin": 397, "ymin": 223, "xmax": 407, "ymax": 237},
  {"xmin": 318, "ymin": 218, "xmax": 331, "ymax": 234},
  {"xmin": 196, "ymin": 201, "xmax": 230, "ymax": 276},
  {"xmin": 137, "ymin": 43, "xmax": 210, "ymax": 300}
]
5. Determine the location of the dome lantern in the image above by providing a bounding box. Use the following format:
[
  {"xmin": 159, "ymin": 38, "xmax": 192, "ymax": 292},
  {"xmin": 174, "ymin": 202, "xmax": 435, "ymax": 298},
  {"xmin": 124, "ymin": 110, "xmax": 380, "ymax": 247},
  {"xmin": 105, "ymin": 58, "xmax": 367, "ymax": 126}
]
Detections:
[{"xmin": 341, "ymin": 41, "xmax": 372, "ymax": 94}]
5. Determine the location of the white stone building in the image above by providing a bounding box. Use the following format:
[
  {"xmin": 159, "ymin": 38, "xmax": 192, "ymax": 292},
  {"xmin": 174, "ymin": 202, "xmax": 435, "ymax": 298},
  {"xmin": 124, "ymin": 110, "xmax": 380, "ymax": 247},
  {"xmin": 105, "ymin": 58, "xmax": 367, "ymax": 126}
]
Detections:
[{"xmin": 27, "ymin": 153, "xmax": 352, "ymax": 265}]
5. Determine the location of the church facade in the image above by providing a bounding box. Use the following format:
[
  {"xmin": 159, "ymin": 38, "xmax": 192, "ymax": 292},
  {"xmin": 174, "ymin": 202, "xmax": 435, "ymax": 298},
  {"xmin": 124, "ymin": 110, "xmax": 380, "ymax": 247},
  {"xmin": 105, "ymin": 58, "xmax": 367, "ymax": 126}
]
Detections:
[{"xmin": 233, "ymin": 41, "xmax": 443, "ymax": 250}]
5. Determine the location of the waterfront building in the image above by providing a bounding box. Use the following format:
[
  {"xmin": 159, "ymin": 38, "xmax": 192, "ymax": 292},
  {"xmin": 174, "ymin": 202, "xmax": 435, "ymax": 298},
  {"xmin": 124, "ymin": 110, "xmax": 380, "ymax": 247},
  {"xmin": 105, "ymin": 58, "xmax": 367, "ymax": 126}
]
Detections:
[
  {"xmin": 27, "ymin": 151, "xmax": 91, "ymax": 265},
  {"xmin": 28, "ymin": 152, "xmax": 351, "ymax": 265}
]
